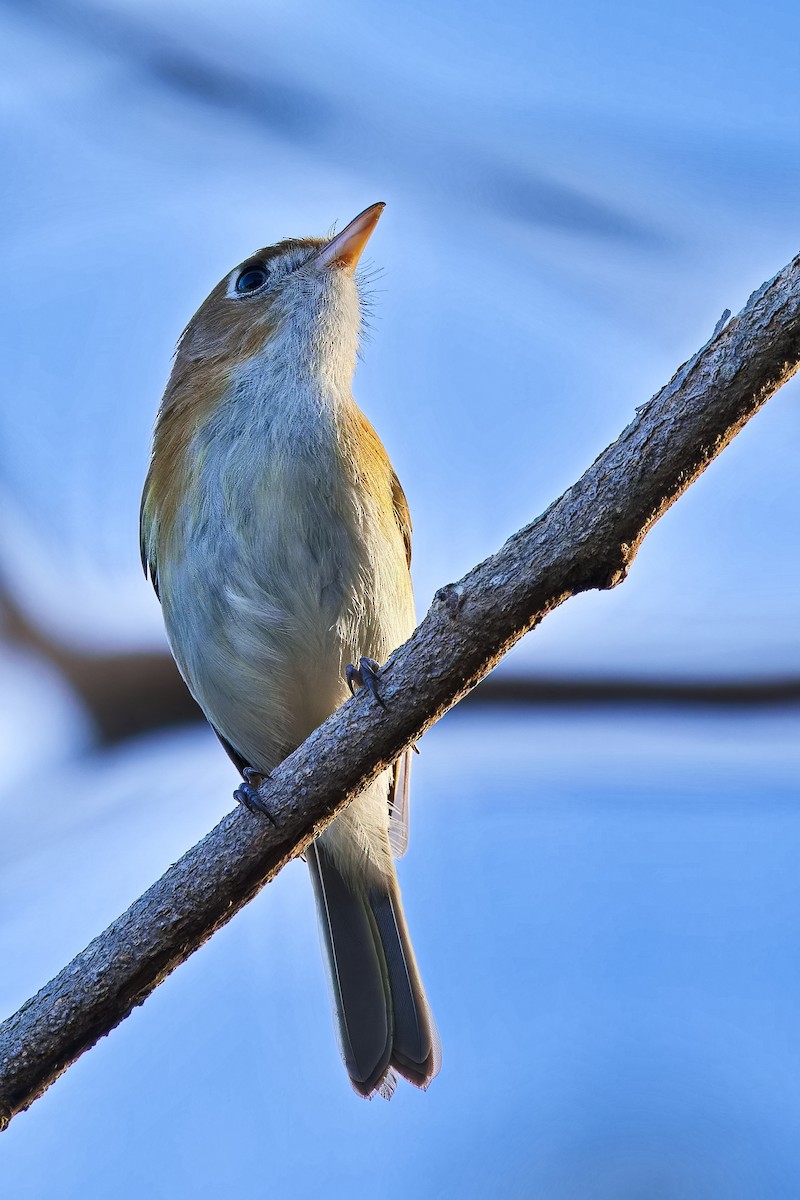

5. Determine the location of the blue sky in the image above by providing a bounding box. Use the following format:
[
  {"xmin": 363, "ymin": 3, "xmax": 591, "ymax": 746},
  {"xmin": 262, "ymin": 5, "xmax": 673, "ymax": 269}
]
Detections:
[{"xmin": 2, "ymin": 2, "xmax": 800, "ymax": 1196}]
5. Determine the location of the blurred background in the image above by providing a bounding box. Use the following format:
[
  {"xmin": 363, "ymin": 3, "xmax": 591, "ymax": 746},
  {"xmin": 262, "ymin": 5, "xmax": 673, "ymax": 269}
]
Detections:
[{"xmin": 2, "ymin": 1, "xmax": 800, "ymax": 1196}]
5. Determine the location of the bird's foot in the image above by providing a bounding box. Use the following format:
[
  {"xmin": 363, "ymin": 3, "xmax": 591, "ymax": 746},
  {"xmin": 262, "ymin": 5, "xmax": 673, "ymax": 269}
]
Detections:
[
  {"xmin": 234, "ymin": 767, "xmax": 276, "ymax": 824},
  {"xmin": 346, "ymin": 656, "xmax": 386, "ymax": 708}
]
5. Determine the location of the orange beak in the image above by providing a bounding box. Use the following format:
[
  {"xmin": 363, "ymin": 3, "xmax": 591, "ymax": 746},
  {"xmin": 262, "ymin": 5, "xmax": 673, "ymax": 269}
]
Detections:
[{"xmin": 314, "ymin": 202, "xmax": 385, "ymax": 272}]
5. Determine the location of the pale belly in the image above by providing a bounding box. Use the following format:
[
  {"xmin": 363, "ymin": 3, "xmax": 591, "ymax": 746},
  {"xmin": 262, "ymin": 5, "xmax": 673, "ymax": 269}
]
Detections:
[{"xmin": 159, "ymin": 464, "xmax": 413, "ymax": 776}]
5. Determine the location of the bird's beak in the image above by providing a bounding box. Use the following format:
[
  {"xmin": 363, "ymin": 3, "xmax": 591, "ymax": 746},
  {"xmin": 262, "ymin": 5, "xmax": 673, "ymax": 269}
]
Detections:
[{"xmin": 314, "ymin": 202, "xmax": 385, "ymax": 273}]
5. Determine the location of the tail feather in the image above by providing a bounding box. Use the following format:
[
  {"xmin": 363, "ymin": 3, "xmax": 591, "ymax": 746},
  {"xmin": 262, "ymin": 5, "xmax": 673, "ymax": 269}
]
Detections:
[
  {"xmin": 306, "ymin": 840, "xmax": 392, "ymax": 1096},
  {"xmin": 307, "ymin": 838, "xmax": 438, "ymax": 1097},
  {"xmin": 368, "ymin": 886, "xmax": 438, "ymax": 1086}
]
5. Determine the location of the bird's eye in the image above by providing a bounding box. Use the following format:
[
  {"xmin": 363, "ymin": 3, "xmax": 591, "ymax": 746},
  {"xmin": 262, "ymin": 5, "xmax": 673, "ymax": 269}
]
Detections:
[{"xmin": 235, "ymin": 266, "xmax": 269, "ymax": 294}]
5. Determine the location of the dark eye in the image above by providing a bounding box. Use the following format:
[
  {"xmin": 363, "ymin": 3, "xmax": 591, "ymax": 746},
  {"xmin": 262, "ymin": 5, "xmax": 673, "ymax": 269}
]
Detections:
[{"xmin": 236, "ymin": 266, "xmax": 268, "ymax": 294}]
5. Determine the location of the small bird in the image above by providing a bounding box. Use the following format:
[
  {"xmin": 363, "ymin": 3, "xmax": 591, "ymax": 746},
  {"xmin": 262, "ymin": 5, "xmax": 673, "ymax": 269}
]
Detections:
[{"xmin": 140, "ymin": 203, "xmax": 439, "ymax": 1097}]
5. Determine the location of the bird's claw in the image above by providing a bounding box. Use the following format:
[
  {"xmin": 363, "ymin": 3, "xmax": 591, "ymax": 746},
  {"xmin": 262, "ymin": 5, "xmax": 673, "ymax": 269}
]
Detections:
[
  {"xmin": 234, "ymin": 768, "xmax": 277, "ymax": 824},
  {"xmin": 346, "ymin": 656, "xmax": 386, "ymax": 708}
]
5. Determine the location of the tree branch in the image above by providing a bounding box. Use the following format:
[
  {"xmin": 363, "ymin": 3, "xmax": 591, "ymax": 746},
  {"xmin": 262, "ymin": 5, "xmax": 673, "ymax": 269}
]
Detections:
[{"xmin": 3, "ymin": 252, "xmax": 800, "ymax": 1130}]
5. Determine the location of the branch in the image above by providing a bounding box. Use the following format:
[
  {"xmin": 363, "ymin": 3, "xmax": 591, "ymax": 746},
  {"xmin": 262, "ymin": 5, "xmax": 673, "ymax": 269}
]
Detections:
[{"xmin": 3, "ymin": 254, "xmax": 800, "ymax": 1130}]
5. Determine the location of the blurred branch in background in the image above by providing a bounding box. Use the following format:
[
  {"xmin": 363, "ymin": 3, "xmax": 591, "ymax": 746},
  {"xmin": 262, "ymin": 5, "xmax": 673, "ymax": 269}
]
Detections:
[
  {"xmin": 0, "ymin": 0, "xmax": 659, "ymax": 245},
  {"xmin": 3, "ymin": 574, "xmax": 800, "ymax": 757},
  {"xmin": 2, "ymin": 245, "xmax": 800, "ymax": 1131},
  {"xmin": 1, "ymin": 0, "xmax": 332, "ymax": 140},
  {"xmin": 0, "ymin": 580, "xmax": 202, "ymax": 743}
]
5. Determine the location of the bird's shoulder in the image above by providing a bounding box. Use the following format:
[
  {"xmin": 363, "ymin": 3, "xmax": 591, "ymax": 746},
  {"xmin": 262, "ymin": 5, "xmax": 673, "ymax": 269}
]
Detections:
[
  {"xmin": 390, "ymin": 469, "xmax": 412, "ymax": 569},
  {"xmin": 340, "ymin": 402, "xmax": 412, "ymax": 567}
]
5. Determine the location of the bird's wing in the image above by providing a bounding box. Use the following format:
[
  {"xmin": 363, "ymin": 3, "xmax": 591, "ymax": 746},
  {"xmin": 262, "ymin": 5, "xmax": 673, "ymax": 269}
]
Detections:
[
  {"xmin": 391, "ymin": 470, "xmax": 412, "ymax": 568},
  {"xmin": 388, "ymin": 747, "xmax": 412, "ymax": 858},
  {"xmin": 139, "ymin": 482, "xmax": 160, "ymax": 599},
  {"xmin": 387, "ymin": 471, "xmax": 412, "ymax": 855}
]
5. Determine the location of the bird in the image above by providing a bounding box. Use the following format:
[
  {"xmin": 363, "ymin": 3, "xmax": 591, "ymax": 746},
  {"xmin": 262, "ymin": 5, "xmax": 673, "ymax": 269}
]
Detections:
[{"xmin": 140, "ymin": 203, "xmax": 439, "ymax": 1098}]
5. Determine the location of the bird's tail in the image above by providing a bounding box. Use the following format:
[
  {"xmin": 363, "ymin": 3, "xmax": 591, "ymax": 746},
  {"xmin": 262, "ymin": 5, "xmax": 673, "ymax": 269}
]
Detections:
[{"xmin": 306, "ymin": 837, "xmax": 439, "ymax": 1097}]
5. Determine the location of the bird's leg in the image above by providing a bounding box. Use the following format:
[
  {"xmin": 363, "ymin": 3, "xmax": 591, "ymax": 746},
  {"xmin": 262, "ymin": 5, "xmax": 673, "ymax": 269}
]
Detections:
[
  {"xmin": 234, "ymin": 767, "xmax": 277, "ymax": 824},
  {"xmin": 346, "ymin": 656, "xmax": 386, "ymax": 708}
]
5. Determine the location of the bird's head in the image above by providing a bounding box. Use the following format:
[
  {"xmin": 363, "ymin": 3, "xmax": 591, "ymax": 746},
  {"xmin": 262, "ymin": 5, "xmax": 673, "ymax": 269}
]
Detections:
[
  {"xmin": 141, "ymin": 204, "xmax": 386, "ymax": 577},
  {"xmin": 173, "ymin": 202, "xmax": 385, "ymax": 394}
]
